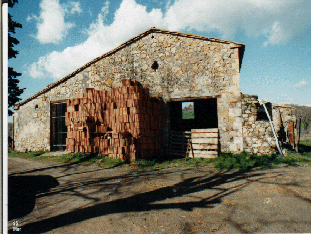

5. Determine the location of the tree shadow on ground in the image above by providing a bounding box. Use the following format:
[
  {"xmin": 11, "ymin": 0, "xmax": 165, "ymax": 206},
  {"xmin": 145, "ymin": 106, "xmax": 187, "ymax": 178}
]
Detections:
[
  {"xmin": 9, "ymin": 168, "xmax": 270, "ymax": 233},
  {"xmin": 9, "ymin": 153, "xmax": 124, "ymax": 178},
  {"xmin": 8, "ymin": 175, "xmax": 59, "ymax": 221},
  {"xmin": 224, "ymin": 170, "xmax": 311, "ymax": 233}
]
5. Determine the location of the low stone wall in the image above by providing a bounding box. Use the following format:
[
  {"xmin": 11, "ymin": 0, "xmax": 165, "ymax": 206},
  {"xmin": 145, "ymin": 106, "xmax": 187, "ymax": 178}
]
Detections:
[
  {"xmin": 242, "ymin": 94, "xmax": 298, "ymax": 154},
  {"xmin": 242, "ymin": 95, "xmax": 276, "ymax": 154}
]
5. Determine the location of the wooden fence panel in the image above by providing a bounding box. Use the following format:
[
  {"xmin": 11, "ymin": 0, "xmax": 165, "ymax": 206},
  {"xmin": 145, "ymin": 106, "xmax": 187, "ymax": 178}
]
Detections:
[{"xmin": 169, "ymin": 128, "xmax": 219, "ymax": 158}]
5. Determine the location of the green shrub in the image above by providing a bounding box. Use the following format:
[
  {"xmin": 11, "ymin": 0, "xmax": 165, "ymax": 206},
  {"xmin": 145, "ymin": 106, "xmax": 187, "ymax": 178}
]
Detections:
[
  {"xmin": 9, "ymin": 150, "xmax": 47, "ymax": 159},
  {"xmin": 94, "ymin": 156, "xmax": 125, "ymax": 167},
  {"xmin": 132, "ymin": 159, "xmax": 156, "ymax": 168},
  {"xmin": 58, "ymin": 152, "xmax": 92, "ymax": 163},
  {"xmin": 213, "ymin": 151, "xmax": 311, "ymax": 170}
]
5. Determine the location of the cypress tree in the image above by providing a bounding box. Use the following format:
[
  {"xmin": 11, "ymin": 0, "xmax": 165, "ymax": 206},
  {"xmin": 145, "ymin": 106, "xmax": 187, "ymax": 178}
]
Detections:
[{"xmin": 8, "ymin": 0, "xmax": 24, "ymax": 116}]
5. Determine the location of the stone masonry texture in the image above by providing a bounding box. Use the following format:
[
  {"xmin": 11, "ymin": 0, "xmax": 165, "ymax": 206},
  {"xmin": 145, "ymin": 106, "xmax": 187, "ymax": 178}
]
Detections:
[
  {"xmin": 242, "ymin": 94, "xmax": 298, "ymax": 154},
  {"xmin": 13, "ymin": 28, "xmax": 297, "ymax": 156}
]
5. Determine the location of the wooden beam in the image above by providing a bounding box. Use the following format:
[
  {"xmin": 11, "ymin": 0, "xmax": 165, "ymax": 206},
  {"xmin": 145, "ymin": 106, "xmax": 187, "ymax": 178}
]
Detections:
[
  {"xmin": 191, "ymin": 128, "xmax": 218, "ymax": 133},
  {"xmin": 191, "ymin": 133, "xmax": 218, "ymax": 138},
  {"xmin": 192, "ymin": 144, "xmax": 218, "ymax": 150},
  {"xmin": 192, "ymin": 138, "xmax": 218, "ymax": 144}
]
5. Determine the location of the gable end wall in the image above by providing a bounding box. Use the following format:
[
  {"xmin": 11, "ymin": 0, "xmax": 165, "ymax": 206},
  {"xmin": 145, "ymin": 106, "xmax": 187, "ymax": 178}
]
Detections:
[{"xmin": 14, "ymin": 32, "xmax": 243, "ymax": 153}]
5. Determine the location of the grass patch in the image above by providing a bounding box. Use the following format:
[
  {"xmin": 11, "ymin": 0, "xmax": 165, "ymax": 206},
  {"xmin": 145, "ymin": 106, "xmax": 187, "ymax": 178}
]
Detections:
[
  {"xmin": 131, "ymin": 159, "xmax": 157, "ymax": 168},
  {"xmin": 127, "ymin": 157, "xmax": 216, "ymax": 169},
  {"xmin": 9, "ymin": 150, "xmax": 48, "ymax": 160},
  {"xmin": 300, "ymin": 139, "xmax": 311, "ymax": 147},
  {"xmin": 213, "ymin": 151, "xmax": 311, "ymax": 170},
  {"xmin": 8, "ymin": 151, "xmax": 126, "ymax": 168},
  {"xmin": 8, "ymin": 139, "xmax": 311, "ymax": 170},
  {"xmin": 54, "ymin": 152, "xmax": 125, "ymax": 167},
  {"xmin": 55, "ymin": 152, "xmax": 93, "ymax": 163},
  {"xmin": 55, "ymin": 152, "xmax": 126, "ymax": 168}
]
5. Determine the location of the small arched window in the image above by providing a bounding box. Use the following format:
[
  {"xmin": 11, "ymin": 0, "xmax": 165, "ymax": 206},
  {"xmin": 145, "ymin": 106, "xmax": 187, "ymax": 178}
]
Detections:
[{"xmin": 35, "ymin": 104, "xmax": 39, "ymax": 110}]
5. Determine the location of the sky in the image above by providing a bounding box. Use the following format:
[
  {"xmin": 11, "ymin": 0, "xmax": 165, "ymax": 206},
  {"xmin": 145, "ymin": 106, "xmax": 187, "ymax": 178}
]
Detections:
[{"xmin": 8, "ymin": 0, "xmax": 311, "ymax": 122}]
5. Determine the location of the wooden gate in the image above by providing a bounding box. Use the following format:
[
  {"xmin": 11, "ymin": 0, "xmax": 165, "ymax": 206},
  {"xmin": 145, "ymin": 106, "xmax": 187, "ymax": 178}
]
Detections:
[
  {"xmin": 169, "ymin": 128, "xmax": 219, "ymax": 158},
  {"xmin": 170, "ymin": 130, "xmax": 191, "ymax": 157},
  {"xmin": 50, "ymin": 102, "xmax": 67, "ymax": 151}
]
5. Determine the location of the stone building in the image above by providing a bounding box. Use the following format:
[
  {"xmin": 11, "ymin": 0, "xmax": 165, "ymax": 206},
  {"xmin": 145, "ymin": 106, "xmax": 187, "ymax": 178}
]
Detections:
[{"xmin": 13, "ymin": 28, "xmax": 298, "ymax": 157}]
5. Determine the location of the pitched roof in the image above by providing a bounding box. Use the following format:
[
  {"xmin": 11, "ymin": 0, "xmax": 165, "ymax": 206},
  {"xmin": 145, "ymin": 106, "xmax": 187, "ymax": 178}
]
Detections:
[{"xmin": 14, "ymin": 27, "xmax": 245, "ymax": 109}]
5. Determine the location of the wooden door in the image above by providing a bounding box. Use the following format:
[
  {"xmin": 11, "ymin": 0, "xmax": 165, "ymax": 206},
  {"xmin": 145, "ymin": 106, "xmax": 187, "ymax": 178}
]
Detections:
[{"xmin": 50, "ymin": 102, "xmax": 67, "ymax": 151}]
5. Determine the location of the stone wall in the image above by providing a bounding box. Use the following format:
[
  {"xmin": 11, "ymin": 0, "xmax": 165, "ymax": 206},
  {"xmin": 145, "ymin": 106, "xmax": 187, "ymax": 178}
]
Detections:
[
  {"xmin": 242, "ymin": 94, "xmax": 298, "ymax": 154},
  {"xmin": 14, "ymin": 30, "xmax": 243, "ymax": 153},
  {"xmin": 242, "ymin": 94, "xmax": 275, "ymax": 154}
]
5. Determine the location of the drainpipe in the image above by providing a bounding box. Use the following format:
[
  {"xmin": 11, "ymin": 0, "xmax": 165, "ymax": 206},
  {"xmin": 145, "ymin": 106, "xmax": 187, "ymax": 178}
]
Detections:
[{"xmin": 259, "ymin": 99, "xmax": 283, "ymax": 156}]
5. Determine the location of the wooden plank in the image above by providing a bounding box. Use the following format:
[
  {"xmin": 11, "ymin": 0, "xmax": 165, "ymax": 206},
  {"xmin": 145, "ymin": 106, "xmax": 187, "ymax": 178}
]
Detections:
[
  {"xmin": 190, "ymin": 153, "xmax": 218, "ymax": 158},
  {"xmin": 192, "ymin": 150, "xmax": 217, "ymax": 154},
  {"xmin": 192, "ymin": 144, "xmax": 218, "ymax": 150},
  {"xmin": 167, "ymin": 95, "xmax": 221, "ymax": 102},
  {"xmin": 191, "ymin": 133, "xmax": 218, "ymax": 138},
  {"xmin": 191, "ymin": 129, "xmax": 218, "ymax": 133},
  {"xmin": 192, "ymin": 138, "xmax": 218, "ymax": 144},
  {"xmin": 189, "ymin": 150, "xmax": 218, "ymax": 157}
]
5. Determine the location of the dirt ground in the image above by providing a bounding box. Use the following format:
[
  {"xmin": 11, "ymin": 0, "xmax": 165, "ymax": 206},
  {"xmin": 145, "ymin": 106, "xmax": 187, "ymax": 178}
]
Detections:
[{"xmin": 8, "ymin": 157, "xmax": 311, "ymax": 234}]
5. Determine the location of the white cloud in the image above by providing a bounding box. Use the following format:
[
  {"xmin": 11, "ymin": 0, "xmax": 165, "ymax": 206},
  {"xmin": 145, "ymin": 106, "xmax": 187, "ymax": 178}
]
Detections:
[
  {"xmin": 263, "ymin": 21, "xmax": 287, "ymax": 47},
  {"xmin": 63, "ymin": 1, "xmax": 82, "ymax": 14},
  {"xmin": 30, "ymin": 0, "xmax": 81, "ymax": 44},
  {"xmin": 26, "ymin": 14, "xmax": 39, "ymax": 22},
  {"xmin": 164, "ymin": 0, "xmax": 311, "ymax": 45},
  {"xmin": 29, "ymin": 0, "xmax": 311, "ymax": 80},
  {"xmin": 101, "ymin": 1, "xmax": 110, "ymax": 14},
  {"xmin": 87, "ymin": 7, "xmax": 93, "ymax": 17},
  {"xmin": 29, "ymin": 63, "xmax": 44, "ymax": 78},
  {"xmin": 29, "ymin": 0, "xmax": 165, "ymax": 80},
  {"xmin": 293, "ymin": 79, "xmax": 309, "ymax": 88}
]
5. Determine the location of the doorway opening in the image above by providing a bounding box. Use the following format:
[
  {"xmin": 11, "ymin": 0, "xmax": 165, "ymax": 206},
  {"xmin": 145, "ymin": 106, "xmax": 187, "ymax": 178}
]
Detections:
[
  {"xmin": 50, "ymin": 101, "xmax": 67, "ymax": 151},
  {"xmin": 169, "ymin": 98, "xmax": 218, "ymax": 131}
]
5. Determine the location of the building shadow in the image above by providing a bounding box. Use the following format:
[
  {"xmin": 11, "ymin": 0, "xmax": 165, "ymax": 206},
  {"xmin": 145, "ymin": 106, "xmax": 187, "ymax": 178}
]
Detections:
[
  {"xmin": 10, "ymin": 168, "xmax": 270, "ymax": 233},
  {"xmin": 8, "ymin": 175, "xmax": 59, "ymax": 221}
]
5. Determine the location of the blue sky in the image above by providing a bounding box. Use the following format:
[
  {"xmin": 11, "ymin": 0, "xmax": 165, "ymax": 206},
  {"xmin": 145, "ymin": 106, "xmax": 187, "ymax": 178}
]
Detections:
[{"xmin": 9, "ymin": 0, "xmax": 311, "ymax": 122}]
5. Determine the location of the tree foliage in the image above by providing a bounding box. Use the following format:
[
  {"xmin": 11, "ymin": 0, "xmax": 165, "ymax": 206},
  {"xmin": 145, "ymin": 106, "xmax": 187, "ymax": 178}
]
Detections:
[{"xmin": 8, "ymin": 0, "xmax": 24, "ymax": 116}]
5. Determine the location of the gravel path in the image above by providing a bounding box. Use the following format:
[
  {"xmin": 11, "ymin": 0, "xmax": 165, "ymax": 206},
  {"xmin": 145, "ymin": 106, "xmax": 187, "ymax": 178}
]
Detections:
[{"xmin": 8, "ymin": 157, "xmax": 311, "ymax": 233}]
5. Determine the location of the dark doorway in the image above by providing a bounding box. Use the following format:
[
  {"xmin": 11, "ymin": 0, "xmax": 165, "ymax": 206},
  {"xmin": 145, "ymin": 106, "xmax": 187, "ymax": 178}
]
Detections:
[
  {"xmin": 50, "ymin": 102, "xmax": 67, "ymax": 151},
  {"xmin": 169, "ymin": 98, "xmax": 218, "ymax": 131}
]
